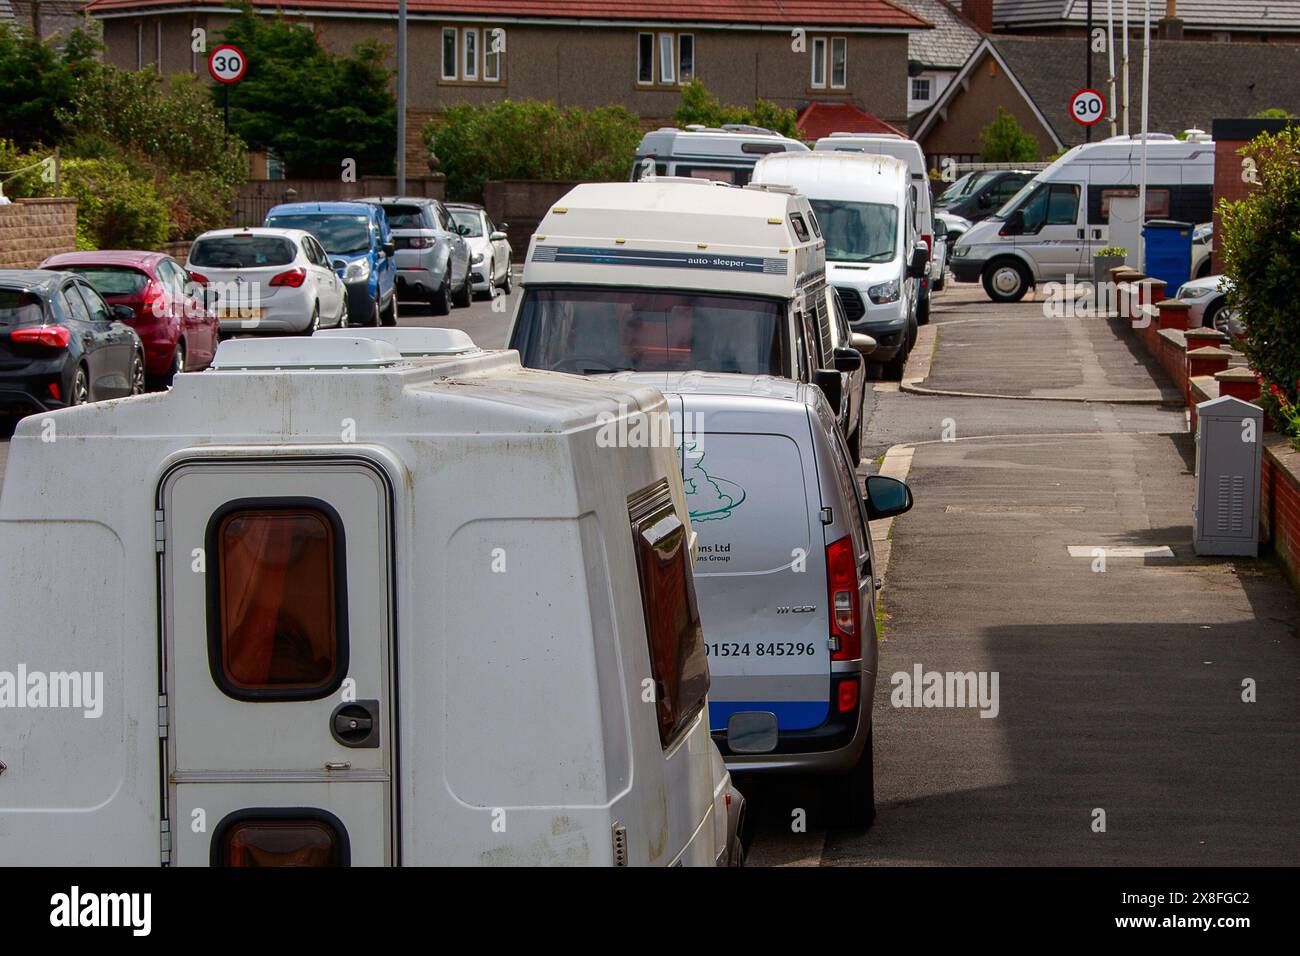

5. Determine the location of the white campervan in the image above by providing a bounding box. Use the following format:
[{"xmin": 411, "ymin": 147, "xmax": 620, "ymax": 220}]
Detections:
[
  {"xmin": 752, "ymin": 152, "xmax": 928, "ymax": 381},
  {"xmin": 815, "ymin": 133, "xmax": 936, "ymax": 324},
  {"xmin": 632, "ymin": 126, "xmax": 810, "ymax": 185},
  {"xmin": 0, "ymin": 332, "xmax": 743, "ymax": 867},
  {"xmin": 507, "ymin": 178, "xmax": 865, "ymax": 438},
  {"xmin": 950, "ymin": 135, "xmax": 1216, "ymax": 302}
]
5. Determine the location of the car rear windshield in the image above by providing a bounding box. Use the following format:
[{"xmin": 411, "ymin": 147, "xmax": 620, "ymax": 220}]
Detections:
[
  {"xmin": 380, "ymin": 205, "xmax": 429, "ymax": 229},
  {"xmin": 0, "ymin": 289, "xmax": 43, "ymax": 327},
  {"xmin": 190, "ymin": 236, "xmax": 296, "ymax": 268},
  {"xmin": 265, "ymin": 214, "xmax": 371, "ymax": 255},
  {"xmin": 809, "ymin": 199, "xmax": 899, "ymax": 263},
  {"xmin": 60, "ymin": 266, "xmax": 149, "ymax": 297},
  {"xmin": 448, "ymin": 210, "xmax": 483, "ymax": 236},
  {"xmin": 514, "ymin": 287, "xmax": 787, "ymax": 376}
]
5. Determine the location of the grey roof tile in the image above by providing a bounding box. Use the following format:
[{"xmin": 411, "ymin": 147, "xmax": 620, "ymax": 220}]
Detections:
[{"xmin": 896, "ymin": 0, "xmax": 985, "ymax": 67}]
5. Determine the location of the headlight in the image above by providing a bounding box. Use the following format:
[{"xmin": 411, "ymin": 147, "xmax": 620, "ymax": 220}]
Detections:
[
  {"xmin": 952, "ymin": 245, "xmax": 970, "ymax": 258},
  {"xmin": 471, "ymin": 252, "xmax": 484, "ymax": 264},
  {"xmin": 344, "ymin": 259, "xmax": 371, "ymax": 283},
  {"xmin": 868, "ymin": 279, "xmax": 900, "ymax": 304}
]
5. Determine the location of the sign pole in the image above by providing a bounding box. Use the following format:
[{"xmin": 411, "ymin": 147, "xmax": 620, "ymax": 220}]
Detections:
[
  {"xmin": 1107, "ymin": 0, "xmax": 1117, "ymax": 138},
  {"xmin": 1138, "ymin": 0, "xmax": 1150, "ymax": 272},
  {"xmin": 1086, "ymin": 0, "xmax": 1094, "ymax": 142},
  {"xmin": 224, "ymin": 84, "xmax": 230, "ymax": 135},
  {"xmin": 397, "ymin": 0, "xmax": 407, "ymax": 193}
]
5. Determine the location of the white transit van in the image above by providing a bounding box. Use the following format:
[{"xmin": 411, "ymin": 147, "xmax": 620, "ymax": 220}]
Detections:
[
  {"xmin": 0, "ymin": 332, "xmax": 744, "ymax": 866},
  {"xmin": 950, "ymin": 135, "xmax": 1216, "ymax": 302},
  {"xmin": 632, "ymin": 126, "xmax": 809, "ymax": 185},
  {"xmin": 752, "ymin": 152, "xmax": 929, "ymax": 382},
  {"xmin": 815, "ymin": 133, "xmax": 936, "ymax": 324},
  {"xmin": 507, "ymin": 178, "xmax": 865, "ymax": 438},
  {"xmin": 609, "ymin": 371, "xmax": 915, "ymax": 827}
]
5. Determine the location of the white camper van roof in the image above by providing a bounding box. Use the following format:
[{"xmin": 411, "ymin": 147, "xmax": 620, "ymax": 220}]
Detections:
[
  {"xmin": 753, "ymin": 151, "xmax": 911, "ymax": 203},
  {"xmin": 635, "ymin": 126, "xmax": 810, "ymax": 161},
  {"xmin": 527, "ymin": 180, "xmax": 825, "ymax": 296}
]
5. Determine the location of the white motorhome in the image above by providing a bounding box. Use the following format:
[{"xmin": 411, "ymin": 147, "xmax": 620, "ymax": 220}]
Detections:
[
  {"xmin": 950, "ymin": 135, "xmax": 1216, "ymax": 302},
  {"xmin": 507, "ymin": 178, "xmax": 865, "ymax": 437},
  {"xmin": 632, "ymin": 126, "xmax": 810, "ymax": 185},
  {"xmin": 0, "ymin": 332, "xmax": 743, "ymax": 867},
  {"xmin": 815, "ymin": 133, "xmax": 936, "ymax": 323},
  {"xmin": 752, "ymin": 152, "xmax": 929, "ymax": 382}
]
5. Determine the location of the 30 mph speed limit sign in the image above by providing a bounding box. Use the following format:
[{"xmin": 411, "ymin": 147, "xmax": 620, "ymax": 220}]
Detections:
[
  {"xmin": 1070, "ymin": 88, "xmax": 1106, "ymax": 126},
  {"xmin": 208, "ymin": 44, "xmax": 247, "ymax": 84}
]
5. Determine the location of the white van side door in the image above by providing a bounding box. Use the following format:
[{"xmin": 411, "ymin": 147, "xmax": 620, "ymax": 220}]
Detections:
[{"xmin": 159, "ymin": 458, "xmax": 395, "ymax": 866}]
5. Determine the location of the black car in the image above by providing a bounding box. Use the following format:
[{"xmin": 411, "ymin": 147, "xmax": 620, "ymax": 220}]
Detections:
[
  {"xmin": 936, "ymin": 170, "xmax": 1035, "ymax": 223},
  {"xmin": 0, "ymin": 269, "xmax": 145, "ymax": 420}
]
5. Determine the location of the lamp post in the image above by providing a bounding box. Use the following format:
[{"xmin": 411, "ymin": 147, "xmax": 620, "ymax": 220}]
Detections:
[{"xmin": 396, "ymin": 0, "xmax": 407, "ymax": 194}]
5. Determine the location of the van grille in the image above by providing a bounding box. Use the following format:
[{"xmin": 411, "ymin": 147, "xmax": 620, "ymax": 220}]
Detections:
[{"xmin": 836, "ymin": 287, "xmax": 866, "ymax": 323}]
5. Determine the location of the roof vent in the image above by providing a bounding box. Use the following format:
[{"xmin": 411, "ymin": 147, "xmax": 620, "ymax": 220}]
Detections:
[
  {"xmin": 210, "ymin": 336, "xmax": 404, "ymax": 370},
  {"xmin": 315, "ymin": 327, "xmax": 479, "ymax": 357}
]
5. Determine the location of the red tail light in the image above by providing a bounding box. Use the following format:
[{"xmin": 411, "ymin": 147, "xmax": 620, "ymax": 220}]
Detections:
[
  {"xmin": 269, "ymin": 268, "xmax": 306, "ymax": 288},
  {"xmin": 11, "ymin": 325, "xmax": 71, "ymax": 349},
  {"xmin": 48, "ymin": 382, "xmax": 61, "ymax": 401},
  {"xmin": 837, "ymin": 676, "xmax": 860, "ymax": 713},
  {"xmin": 141, "ymin": 279, "xmax": 164, "ymax": 317},
  {"xmin": 826, "ymin": 534, "xmax": 860, "ymax": 661},
  {"xmin": 187, "ymin": 271, "xmax": 209, "ymax": 286},
  {"xmin": 408, "ymin": 237, "xmax": 432, "ymax": 249}
]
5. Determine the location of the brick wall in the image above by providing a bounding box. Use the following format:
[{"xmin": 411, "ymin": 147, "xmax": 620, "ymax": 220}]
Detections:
[
  {"xmin": 1210, "ymin": 118, "xmax": 1296, "ymax": 275},
  {"xmin": 0, "ymin": 198, "xmax": 78, "ymax": 269}
]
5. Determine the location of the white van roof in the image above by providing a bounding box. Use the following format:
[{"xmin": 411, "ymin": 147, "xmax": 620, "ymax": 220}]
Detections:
[
  {"xmin": 753, "ymin": 151, "xmax": 910, "ymax": 203},
  {"xmin": 815, "ymin": 133, "xmax": 925, "ymax": 165},
  {"xmin": 636, "ymin": 126, "xmax": 810, "ymax": 160},
  {"xmin": 527, "ymin": 180, "xmax": 825, "ymax": 296}
]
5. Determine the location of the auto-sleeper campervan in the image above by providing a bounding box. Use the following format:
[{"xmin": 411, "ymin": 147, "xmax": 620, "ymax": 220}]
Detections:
[
  {"xmin": 632, "ymin": 126, "xmax": 809, "ymax": 185},
  {"xmin": 0, "ymin": 332, "xmax": 744, "ymax": 866},
  {"xmin": 950, "ymin": 135, "xmax": 1216, "ymax": 302},
  {"xmin": 752, "ymin": 151, "xmax": 928, "ymax": 383},
  {"xmin": 507, "ymin": 178, "xmax": 865, "ymax": 438},
  {"xmin": 815, "ymin": 133, "xmax": 936, "ymax": 324},
  {"xmin": 608, "ymin": 371, "xmax": 915, "ymax": 827}
]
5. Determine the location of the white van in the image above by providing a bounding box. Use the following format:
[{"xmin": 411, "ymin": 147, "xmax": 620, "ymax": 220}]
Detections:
[
  {"xmin": 0, "ymin": 332, "xmax": 743, "ymax": 866},
  {"xmin": 609, "ymin": 371, "xmax": 914, "ymax": 827},
  {"xmin": 633, "ymin": 126, "xmax": 810, "ymax": 185},
  {"xmin": 752, "ymin": 152, "xmax": 929, "ymax": 382},
  {"xmin": 950, "ymin": 135, "xmax": 1216, "ymax": 302},
  {"xmin": 815, "ymin": 133, "xmax": 936, "ymax": 324},
  {"xmin": 508, "ymin": 178, "xmax": 865, "ymax": 436}
]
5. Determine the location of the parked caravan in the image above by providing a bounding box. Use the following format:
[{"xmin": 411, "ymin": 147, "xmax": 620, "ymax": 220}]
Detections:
[
  {"xmin": 508, "ymin": 178, "xmax": 864, "ymax": 437},
  {"xmin": 632, "ymin": 126, "xmax": 809, "ymax": 185},
  {"xmin": 814, "ymin": 133, "xmax": 936, "ymax": 324},
  {"xmin": 751, "ymin": 152, "xmax": 928, "ymax": 382},
  {"xmin": 0, "ymin": 332, "xmax": 743, "ymax": 866},
  {"xmin": 609, "ymin": 371, "xmax": 914, "ymax": 827},
  {"xmin": 949, "ymin": 135, "xmax": 1216, "ymax": 302}
]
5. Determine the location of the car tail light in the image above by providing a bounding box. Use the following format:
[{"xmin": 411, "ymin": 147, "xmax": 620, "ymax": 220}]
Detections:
[
  {"xmin": 826, "ymin": 534, "xmax": 860, "ymax": 661},
  {"xmin": 408, "ymin": 237, "xmax": 433, "ymax": 249},
  {"xmin": 11, "ymin": 325, "xmax": 71, "ymax": 349},
  {"xmin": 142, "ymin": 279, "xmax": 164, "ymax": 317},
  {"xmin": 837, "ymin": 676, "xmax": 859, "ymax": 713},
  {"xmin": 269, "ymin": 268, "xmax": 306, "ymax": 288},
  {"xmin": 188, "ymin": 271, "xmax": 209, "ymax": 285}
]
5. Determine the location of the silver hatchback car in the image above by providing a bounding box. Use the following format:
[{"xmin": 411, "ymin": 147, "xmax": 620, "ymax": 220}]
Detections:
[{"xmin": 360, "ymin": 197, "xmax": 471, "ymax": 315}]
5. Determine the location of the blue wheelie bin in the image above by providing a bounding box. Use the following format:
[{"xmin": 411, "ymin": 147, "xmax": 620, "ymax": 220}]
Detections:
[{"xmin": 1142, "ymin": 219, "xmax": 1193, "ymax": 293}]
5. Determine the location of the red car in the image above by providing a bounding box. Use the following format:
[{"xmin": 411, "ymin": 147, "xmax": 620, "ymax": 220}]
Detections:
[{"xmin": 39, "ymin": 250, "xmax": 219, "ymax": 387}]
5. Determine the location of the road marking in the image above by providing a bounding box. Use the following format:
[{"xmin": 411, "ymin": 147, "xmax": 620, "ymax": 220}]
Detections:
[
  {"xmin": 1067, "ymin": 545, "xmax": 1175, "ymax": 558},
  {"xmin": 946, "ymin": 505, "xmax": 1085, "ymax": 515}
]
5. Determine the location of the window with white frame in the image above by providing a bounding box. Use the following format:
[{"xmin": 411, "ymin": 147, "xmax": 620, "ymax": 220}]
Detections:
[
  {"xmin": 911, "ymin": 77, "xmax": 932, "ymax": 102},
  {"xmin": 830, "ymin": 37, "xmax": 846, "ymax": 89},
  {"xmin": 441, "ymin": 27, "xmax": 457, "ymax": 80},
  {"xmin": 637, "ymin": 31, "xmax": 694, "ymax": 86},
  {"xmin": 441, "ymin": 25, "xmax": 504, "ymax": 83},
  {"xmin": 811, "ymin": 37, "xmax": 827, "ymax": 88},
  {"xmin": 811, "ymin": 36, "xmax": 847, "ymax": 90},
  {"xmin": 463, "ymin": 28, "xmax": 478, "ymax": 80},
  {"xmin": 484, "ymin": 28, "xmax": 502, "ymax": 81}
]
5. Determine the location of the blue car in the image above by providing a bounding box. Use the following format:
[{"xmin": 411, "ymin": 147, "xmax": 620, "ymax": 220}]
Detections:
[{"xmin": 264, "ymin": 201, "xmax": 397, "ymax": 326}]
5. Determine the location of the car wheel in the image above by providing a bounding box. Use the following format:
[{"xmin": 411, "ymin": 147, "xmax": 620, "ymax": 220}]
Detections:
[
  {"xmin": 303, "ymin": 304, "xmax": 320, "ymax": 337},
  {"xmin": 824, "ymin": 727, "xmax": 876, "ymax": 829},
  {"xmin": 130, "ymin": 351, "xmax": 146, "ymax": 396},
  {"xmin": 381, "ymin": 292, "xmax": 398, "ymax": 327},
  {"xmin": 1207, "ymin": 301, "xmax": 1232, "ymax": 335},
  {"xmin": 848, "ymin": 422, "xmax": 862, "ymax": 467},
  {"xmin": 501, "ymin": 264, "xmax": 513, "ymax": 294},
  {"xmin": 162, "ymin": 340, "xmax": 186, "ymax": 388},
  {"xmin": 882, "ymin": 345, "xmax": 907, "ymax": 382},
  {"xmin": 474, "ymin": 259, "xmax": 494, "ymax": 301},
  {"xmin": 982, "ymin": 259, "xmax": 1031, "ymax": 303},
  {"xmin": 71, "ymin": 365, "xmax": 90, "ymax": 406},
  {"xmin": 430, "ymin": 270, "xmax": 452, "ymax": 316},
  {"xmin": 932, "ymin": 269, "xmax": 946, "ymax": 292},
  {"xmin": 452, "ymin": 268, "xmax": 473, "ymax": 308}
]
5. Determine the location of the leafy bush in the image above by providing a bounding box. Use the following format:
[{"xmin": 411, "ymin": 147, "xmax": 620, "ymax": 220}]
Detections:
[
  {"xmin": 59, "ymin": 158, "xmax": 171, "ymax": 250},
  {"xmin": 1096, "ymin": 247, "xmax": 1128, "ymax": 258},
  {"xmin": 1219, "ymin": 126, "xmax": 1300, "ymax": 445},
  {"xmin": 0, "ymin": 21, "xmax": 99, "ymax": 150},
  {"xmin": 673, "ymin": 80, "xmax": 802, "ymax": 139},
  {"xmin": 980, "ymin": 107, "xmax": 1039, "ymax": 163},
  {"xmin": 424, "ymin": 101, "xmax": 643, "ymax": 201}
]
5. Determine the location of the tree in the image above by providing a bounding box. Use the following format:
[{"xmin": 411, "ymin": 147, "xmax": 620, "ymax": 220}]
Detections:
[
  {"xmin": 1254, "ymin": 108, "xmax": 1294, "ymax": 120},
  {"xmin": 1219, "ymin": 126, "xmax": 1300, "ymax": 444},
  {"xmin": 0, "ymin": 20, "xmax": 100, "ymax": 150},
  {"xmin": 980, "ymin": 107, "xmax": 1039, "ymax": 163},
  {"xmin": 216, "ymin": 5, "xmax": 396, "ymax": 177},
  {"xmin": 673, "ymin": 80, "xmax": 802, "ymax": 139}
]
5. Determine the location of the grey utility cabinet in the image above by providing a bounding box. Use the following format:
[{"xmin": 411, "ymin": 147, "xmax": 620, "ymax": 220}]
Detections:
[{"xmin": 1194, "ymin": 395, "xmax": 1262, "ymax": 556}]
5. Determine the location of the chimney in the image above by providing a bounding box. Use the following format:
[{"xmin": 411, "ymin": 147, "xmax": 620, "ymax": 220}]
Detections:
[
  {"xmin": 1158, "ymin": 0, "xmax": 1185, "ymax": 39},
  {"xmin": 962, "ymin": 0, "xmax": 994, "ymax": 34}
]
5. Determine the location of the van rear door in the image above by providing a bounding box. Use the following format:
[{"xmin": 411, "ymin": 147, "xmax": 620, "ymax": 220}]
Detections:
[
  {"xmin": 685, "ymin": 415, "xmax": 831, "ymax": 731},
  {"xmin": 160, "ymin": 458, "xmax": 395, "ymax": 866}
]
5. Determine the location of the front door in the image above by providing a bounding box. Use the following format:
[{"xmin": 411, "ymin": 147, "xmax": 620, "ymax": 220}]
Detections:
[
  {"xmin": 160, "ymin": 459, "xmax": 395, "ymax": 866},
  {"xmin": 1015, "ymin": 181, "xmax": 1086, "ymax": 282}
]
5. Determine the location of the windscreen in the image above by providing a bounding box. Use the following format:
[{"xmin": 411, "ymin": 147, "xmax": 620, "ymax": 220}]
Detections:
[
  {"xmin": 448, "ymin": 210, "xmax": 484, "ymax": 236},
  {"xmin": 514, "ymin": 287, "xmax": 786, "ymax": 376},
  {"xmin": 60, "ymin": 266, "xmax": 149, "ymax": 297},
  {"xmin": 264, "ymin": 214, "xmax": 371, "ymax": 255},
  {"xmin": 0, "ymin": 289, "xmax": 43, "ymax": 327},
  {"xmin": 809, "ymin": 199, "xmax": 899, "ymax": 263},
  {"xmin": 993, "ymin": 176, "xmax": 1044, "ymax": 220},
  {"xmin": 190, "ymin": 236, "xmax": 296, "ymax": 268}
]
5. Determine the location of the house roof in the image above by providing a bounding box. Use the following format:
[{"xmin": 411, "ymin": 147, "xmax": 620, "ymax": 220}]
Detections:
[
  {"xmin": 0, "ymin": 0, "xmax": 15, "ymax": 22},
  {"xmin": 894, "ymin": 0, "xmax": 983, "ymax": 68},
  {"xmin": 993, "ymin": 0, "xmax": 1300, "ymax": 33},
  {"xmin": 797, "ymin": 101, "xmax": 905, "ymax": 139},
  {"xmin": 83, "ymin": 0, "xmax": 930, "ymax": 29},
  {"xmin": 916, "ymin": 35, "xmax": 1300, "ymax": 149}
]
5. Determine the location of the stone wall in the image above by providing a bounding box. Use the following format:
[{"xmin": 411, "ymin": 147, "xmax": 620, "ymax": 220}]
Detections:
[{"xmin": 0, "ymin": 198, "xmax": 77, "ymax": 269}]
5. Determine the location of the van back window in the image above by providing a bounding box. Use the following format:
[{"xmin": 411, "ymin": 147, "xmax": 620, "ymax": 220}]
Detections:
[
  {"xmin": 191, "ymin": 236, "xmax": 296, "ymax": 268},
  {"xmin": 514, "ymin": 287, "xmax": 787, "ymax": 376}
]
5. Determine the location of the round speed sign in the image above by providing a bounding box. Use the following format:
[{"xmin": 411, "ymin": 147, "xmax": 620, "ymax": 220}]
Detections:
[
  {"xmin": 209, "ymin": 44, "xmax": 247, "ymax": 84},
  {"xmin": 1070, "ymin": 88, "xmax": 1106, "ymax": 126}
]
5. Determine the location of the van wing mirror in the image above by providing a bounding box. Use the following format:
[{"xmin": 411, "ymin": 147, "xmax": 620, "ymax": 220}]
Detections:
[
  {"xmin": 832, "ymin": 346, "xmax": 863, "ymax": 373},
  {"xmin": 813, "ymin": 368, "xmax": 843, "ymax": 415},
  {"xmin": 864, "ymin": 474, "xmax": 914, "ymax": 521},
  {"xmin": 907, "ymin": 242, "xmax": 929, "ymax": 278},
  {"xmin": 851, "ymin": 332, "xmax": 877, "ymax": 354}
]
